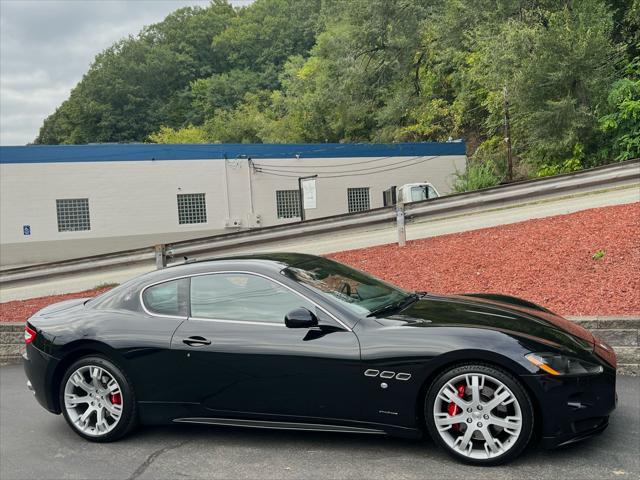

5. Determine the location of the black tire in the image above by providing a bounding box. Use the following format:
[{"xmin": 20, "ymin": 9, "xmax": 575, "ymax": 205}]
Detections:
[
  {"xmin": 59, "ymin": 355, "xmax": 137, "ymax": 442},
  {"xmin": 424, "ymin": 363, "xmax": 534, "ymax": 466}
]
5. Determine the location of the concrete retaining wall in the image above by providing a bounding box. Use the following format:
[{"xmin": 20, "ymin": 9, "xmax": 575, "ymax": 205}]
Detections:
[
  {"xmin": 0, "ymin": 323, "xmax": 24, "ymax": 366},
  {"xmin": 567, "ymin": 316, "xmax": 639, "ymax": 375},
  {"xmin": 2, "ymin": 317, "xmax": 638, "ymax": 374}
]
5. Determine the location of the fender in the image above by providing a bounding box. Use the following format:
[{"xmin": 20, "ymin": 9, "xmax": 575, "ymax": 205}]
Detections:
[
  {"xmin": 49, "ymin": 339, "xmax": 131, "ymax": 413},
  {"xmin": 460, "ymin": 293, "xmax": 551, "ymax": 313}
]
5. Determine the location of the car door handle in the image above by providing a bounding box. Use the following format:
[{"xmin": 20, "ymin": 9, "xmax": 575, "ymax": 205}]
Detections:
[{"xmin": 183, "ymin": 336, "xmax": 211, "ymax": 347}]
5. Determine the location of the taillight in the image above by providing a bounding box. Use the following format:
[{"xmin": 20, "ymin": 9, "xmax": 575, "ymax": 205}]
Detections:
[{"xmin": 24, "ymin": 325, "xmax": 37, "ymax": 344}]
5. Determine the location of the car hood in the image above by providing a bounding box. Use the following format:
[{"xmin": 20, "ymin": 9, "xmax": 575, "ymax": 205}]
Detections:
[{"xmin": 378, "ymin": 293, "xmax": 595, "ymax": 352}]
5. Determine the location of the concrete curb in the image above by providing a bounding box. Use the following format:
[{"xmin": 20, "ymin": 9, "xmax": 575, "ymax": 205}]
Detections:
[{"xmin": 2, "ymin": 318, "xmax": 638, "ymax": 374}]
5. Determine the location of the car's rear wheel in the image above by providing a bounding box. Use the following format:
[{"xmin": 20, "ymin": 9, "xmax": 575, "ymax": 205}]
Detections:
[
  {"xmin": 425, "ymin": 364, "xmax": 533, "ymax": 465},
  {"xmin": 59, "ymin": 355, "xmax": 137, "ymax": 442}
]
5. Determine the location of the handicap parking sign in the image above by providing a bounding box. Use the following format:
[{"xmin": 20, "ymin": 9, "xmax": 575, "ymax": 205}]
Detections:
[{"xmin": 23, "ymin": 225, "xmax": 31, "ymax": 236}]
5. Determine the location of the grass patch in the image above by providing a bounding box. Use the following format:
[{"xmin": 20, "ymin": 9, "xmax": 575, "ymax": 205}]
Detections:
[{"xmin": 94, "ymin": 282, "xmax": 119, "ymax": 289}]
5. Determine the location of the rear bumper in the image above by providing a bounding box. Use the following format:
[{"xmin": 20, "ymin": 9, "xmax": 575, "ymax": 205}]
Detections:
[
  {"xmin": 521, "ymin": 369, "xmax": 616, "ymax": 449},
  {"xmin": 23, "ymin": 343, "xmax": 61, "ymax": 414}
]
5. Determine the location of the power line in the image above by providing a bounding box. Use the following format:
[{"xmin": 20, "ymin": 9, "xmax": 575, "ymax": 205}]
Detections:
[
  {"xmin": 255, "ymin": 155, "xmax": 437, "ymax": 175},
  {"xmin": 254, "ymin": 155, "xmax": 441, "ymax": 179},
  {"xmin": 252, "ymin": 155, "xmax": 396, "ymax": 169},
  {"xmin": 256, "ymin": 155, "xmax": 428, "ymax": 175}
]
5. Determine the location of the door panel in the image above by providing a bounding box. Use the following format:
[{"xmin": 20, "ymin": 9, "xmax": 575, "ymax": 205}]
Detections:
[
  {"xmin": 170, "ymin": 272, "xmax": 362, "ymax": 421},
  {"xmin": 171, "ymin": 318, "xmax": 361, "ymax": 421}
]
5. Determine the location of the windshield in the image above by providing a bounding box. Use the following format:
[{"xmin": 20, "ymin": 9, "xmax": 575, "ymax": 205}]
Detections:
[{"xmin": 281, "ymin": 256, "xmax": 410, "ymax": 316}]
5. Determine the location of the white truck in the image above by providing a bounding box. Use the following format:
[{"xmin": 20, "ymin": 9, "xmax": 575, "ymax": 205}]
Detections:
[{"xmin": 383, "ymin": 182, "xmax": 440, "ymax": 206}]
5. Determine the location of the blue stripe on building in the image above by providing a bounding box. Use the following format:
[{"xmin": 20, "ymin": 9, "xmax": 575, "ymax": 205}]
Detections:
[{"xmin": 0, "ymin": 142, "xmax": 465, "ymax": 164}]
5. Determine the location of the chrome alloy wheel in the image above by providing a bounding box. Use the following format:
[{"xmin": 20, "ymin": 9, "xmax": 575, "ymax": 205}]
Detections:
[
  {"xmin": 433, "ymin": 373, "xmax": 523, "ymax": 460},
  {"xmin": 63, "ymin": 365, "xmax": 123, "ymax": 436}
]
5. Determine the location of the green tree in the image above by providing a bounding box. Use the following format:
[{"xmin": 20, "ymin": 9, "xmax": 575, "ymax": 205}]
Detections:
[
  {"xmin": 600, "ymin": 59, "xmax": 640, "ymax": 161},
  {"xmin": 35, "ymin": 0, "xmax": 638, "ymax": 185},
  {"xmin": 36, "ymin": 2, "xmax": 235, "ymax": 144},
  {"xmin": 211, "ymin": 0, "xmax": 322, "ymax": 88}
]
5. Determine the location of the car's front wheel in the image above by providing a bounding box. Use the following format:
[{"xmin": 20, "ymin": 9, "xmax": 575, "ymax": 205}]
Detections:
[
  {"xmin": 425, "ymin": 363, "xmax": 534, "ymax": 465},
  {"xmin": 59, "ymin": 355, "xmax": 137, "ymax": 442}
]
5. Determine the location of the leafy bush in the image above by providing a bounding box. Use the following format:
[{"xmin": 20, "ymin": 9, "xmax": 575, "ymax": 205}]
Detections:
[
  {"xmin": 453, "ymin": 160, "xmax": 501, "ymax": 193},
  {"xmin": 148, "ymin": 125, "xmax": 208, "ymax": 144},
  {"xmin": 536, "ymin": 158, "xmax": 583, "ymax": 177}
]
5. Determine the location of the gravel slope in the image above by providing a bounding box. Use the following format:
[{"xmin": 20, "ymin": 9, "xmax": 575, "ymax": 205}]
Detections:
[{"xmin": 330, "ymin": 202, "xmax": 640, "ymax": 316}]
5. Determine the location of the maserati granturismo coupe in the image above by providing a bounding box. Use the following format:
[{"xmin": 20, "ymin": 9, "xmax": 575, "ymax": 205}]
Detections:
[{"xmin": 23, "ymin": 253, "xmax": 617, "ymax": 465}]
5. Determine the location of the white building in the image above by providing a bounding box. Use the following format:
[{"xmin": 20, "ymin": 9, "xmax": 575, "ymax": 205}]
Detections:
[{"xmin": 0, "ymin": 142, "xmax": 466, "ymax": 265}]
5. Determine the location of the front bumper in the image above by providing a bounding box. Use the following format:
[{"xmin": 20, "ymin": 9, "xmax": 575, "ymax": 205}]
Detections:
[
  {"xmin": 521, "ymin": 369, "xmax": 617, "ymax": 449},
  {"xmin": 540, "ymin": 415, "xmax": 610, "ymax": 448},
  {"xmin": 23, "ymin": 343, "xmax": 61, "ymax": 414}
]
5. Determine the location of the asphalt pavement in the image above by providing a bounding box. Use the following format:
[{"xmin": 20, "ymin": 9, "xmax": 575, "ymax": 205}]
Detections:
[{"xmin": 1, "ymin": 365, "xmax": 638, "ymax": 480}]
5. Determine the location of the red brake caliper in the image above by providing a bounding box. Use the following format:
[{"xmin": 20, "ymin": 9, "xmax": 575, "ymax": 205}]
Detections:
[
  {"xmin": 110, "ymin": 393, "xmax": 122, "ymax": 405},
  {"xmin": 447, "ymin": 384, "xmax": 466, "ymax": 431}
]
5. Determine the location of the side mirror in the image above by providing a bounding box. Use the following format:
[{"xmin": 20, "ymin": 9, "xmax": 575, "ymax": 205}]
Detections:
[{"xmin": 285, "ymin": 307, "xmax": 318, "ymax": 329}]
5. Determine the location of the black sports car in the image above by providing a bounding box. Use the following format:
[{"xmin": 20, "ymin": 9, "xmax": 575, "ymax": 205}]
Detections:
[{"xmin": 23, "ymin": 253, "xmax": 617, "ymax": 465}]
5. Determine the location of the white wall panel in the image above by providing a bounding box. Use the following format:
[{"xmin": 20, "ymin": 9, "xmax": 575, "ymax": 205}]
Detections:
[{"xmin": 0, "ymin": 154, "xmax": 465, "ymax": 264}]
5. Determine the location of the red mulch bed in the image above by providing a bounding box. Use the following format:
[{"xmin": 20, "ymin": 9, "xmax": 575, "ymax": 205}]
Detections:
[
  {"xmin": 329, "ymin": 202, "xmax": 640, "ymax": 316},
  {"xmin": 1, "ymin": 202, "xmax": 638, "ymax": 322},
  {"xmin": 0, "ymin": 287, "xmax": 112, "ymax": 323}
]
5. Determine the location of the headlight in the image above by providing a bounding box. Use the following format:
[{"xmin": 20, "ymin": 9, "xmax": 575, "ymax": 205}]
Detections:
[{"xmin": 525, "ymin": 352, "xmax": 603, "ymax": 376}]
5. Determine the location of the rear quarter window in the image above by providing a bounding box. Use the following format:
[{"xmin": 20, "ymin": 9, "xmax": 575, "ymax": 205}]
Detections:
[
  {"xmin": 141, "ymin": 278, "xmax": 189, "ymax": 317},
  {"xmin": 89, "ymin": 278, "xmax": 141, "ymax": 312}
]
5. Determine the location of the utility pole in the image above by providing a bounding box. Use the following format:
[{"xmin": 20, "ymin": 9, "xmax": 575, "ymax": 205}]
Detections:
[{"xmin": 503, "ymin": 86, "xmax": 513, "ymax": 182}]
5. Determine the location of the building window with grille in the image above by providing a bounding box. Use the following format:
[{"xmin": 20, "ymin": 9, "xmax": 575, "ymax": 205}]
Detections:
[
  {"xmin": 347, "ymin": 187, "xmax": 370, "ymax": 213},
  {"xmin": 276, "ymin": 190, "xmax": 301, "ymax": 219},
  {"xmin": 56, "ymin": 198, "xmax": 91, "ymax": 232},
  {"xmin": 177, "ymin": 193, "xmax": 207, "ymax": 224}
]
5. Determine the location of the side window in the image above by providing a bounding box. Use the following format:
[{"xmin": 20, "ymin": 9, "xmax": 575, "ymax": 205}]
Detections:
[
  {"xmin": 276, "ymin": 190, "xmax": 301, "ymax": 219},
  {"xmin": 56, "ymin": 198, "xmax": 91, "ymax": 232},
  {"xmin": 428, "ymin": 185, "xmax": 438, "ymax": 198},
  {"xmin": 177, "ymin": 193, "xmax": 207, "ymax": 225},
  {"xmin": 347, "ymin": 187, "xmax": 370, "ymax": 213},
  {"xmin": 190, "ymin": 274, "xmax": 315, "ymax": 323},
  {"xmin": 410, "ymin": 186, "xmax": 427, "ymax": 202},
  {"xmin": 142, "ymin": 278, "xmax": 189, "ymax": 317}
]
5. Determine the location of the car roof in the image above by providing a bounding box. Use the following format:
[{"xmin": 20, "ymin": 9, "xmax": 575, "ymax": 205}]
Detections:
[
  {"xmin": 139, "ymin": 252, "xmax": 321, "ymax": 284},
  {"xmin": 402, "ymin": 182, "xmax": 433, "ymax": 187},
  {"xmin": 205, "ymin": 252, "xmax": 321, "ymax": 265}
]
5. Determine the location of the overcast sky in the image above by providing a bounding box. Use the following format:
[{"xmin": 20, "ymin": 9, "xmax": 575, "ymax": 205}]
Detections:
[{"xmin": 0, "ymin": 0, "xmax": 252, "ymax": 146}]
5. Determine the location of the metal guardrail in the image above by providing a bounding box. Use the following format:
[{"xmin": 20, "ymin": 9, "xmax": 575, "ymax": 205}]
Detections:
[{"xmin": 1, "ymin": 159, "xmax": 638, "ymax": 285}]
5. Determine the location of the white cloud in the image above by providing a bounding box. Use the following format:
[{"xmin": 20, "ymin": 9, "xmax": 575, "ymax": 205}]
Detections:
[{"xmin": 0, "ymin": 0, "xmax": 251, "ymax": 145}]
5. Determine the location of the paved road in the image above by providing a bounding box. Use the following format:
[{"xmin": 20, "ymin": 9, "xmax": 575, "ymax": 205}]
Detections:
[
  {"xmin": 1, "ymin": 365, "xmax": 638, "ymax": 480},
  {"xmin": 2, "ymin": 183, "xmax": 638, "ymax": 303}
]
